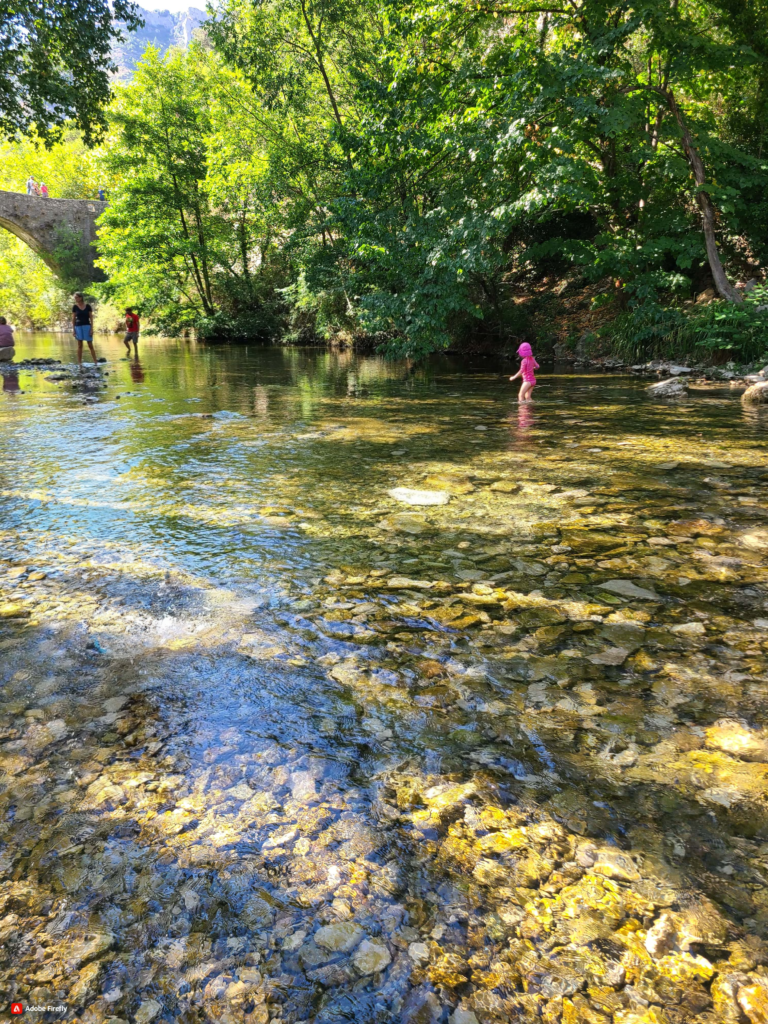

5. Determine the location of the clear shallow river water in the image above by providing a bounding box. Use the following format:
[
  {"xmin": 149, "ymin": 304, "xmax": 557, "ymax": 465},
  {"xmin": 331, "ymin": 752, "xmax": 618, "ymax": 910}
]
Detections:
[{"xmin": 1, "ymin": 333, "xmax": 768, "ymax": 1024}]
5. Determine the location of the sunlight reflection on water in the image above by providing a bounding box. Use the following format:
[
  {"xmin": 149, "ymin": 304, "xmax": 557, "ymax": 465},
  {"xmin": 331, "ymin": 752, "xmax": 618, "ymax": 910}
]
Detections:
[{"xmin": 1, "ymin": 334, "xmax": 768, "ymax": 1024}]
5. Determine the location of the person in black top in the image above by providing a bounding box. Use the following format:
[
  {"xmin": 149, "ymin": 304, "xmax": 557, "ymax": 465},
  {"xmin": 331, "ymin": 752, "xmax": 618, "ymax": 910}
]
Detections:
[{"xmin": 72, "ymin": 292, "xmax": 97, "ymax": 366}]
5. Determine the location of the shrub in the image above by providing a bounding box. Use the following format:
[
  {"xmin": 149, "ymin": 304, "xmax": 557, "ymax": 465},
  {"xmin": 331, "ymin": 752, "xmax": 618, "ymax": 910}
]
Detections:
[{"xmin": 603, "ymin": 298, "xmax": 768, "ymax": 363}]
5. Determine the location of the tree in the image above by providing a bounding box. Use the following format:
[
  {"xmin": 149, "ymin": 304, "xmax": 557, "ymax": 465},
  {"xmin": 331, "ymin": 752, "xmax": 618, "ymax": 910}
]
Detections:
[
  {"xmin": 88, "ymin": 0, "xmax": 768, "ymax": 354},
  {"xmin": 0, "ymin": 0, "xmax": 142, "ymax": 145},
  {"xmin": 96, "ymin": 46, "xmax": 285, "ymax": 337},
  {"xmin": 331, "ymin": 0, "xmax": 768, "ymax": 354}
]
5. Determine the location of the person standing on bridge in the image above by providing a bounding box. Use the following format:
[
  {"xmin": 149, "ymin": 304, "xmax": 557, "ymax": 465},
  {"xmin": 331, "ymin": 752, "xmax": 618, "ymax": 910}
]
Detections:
[
  {"xmin": 72, "ymin": 293, "xmax": 97, "ymax": 367},
  {"xmin": 26, "ymin": 175, "xmax": 36, "ymax": 195},
  {"xmin": 40, "ymin": 182, "xmax": 49, "ymax": 198}
]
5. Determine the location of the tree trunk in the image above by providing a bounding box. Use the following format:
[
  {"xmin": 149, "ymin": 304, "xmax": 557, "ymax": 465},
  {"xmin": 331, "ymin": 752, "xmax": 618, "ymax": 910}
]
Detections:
[
  {"xmin": 665, "ymin": 89, "xmax": 742, "ymax": 303},
  {"xmin": 300, "ymin": 0, "xmax": 343, "ymax": 129}
]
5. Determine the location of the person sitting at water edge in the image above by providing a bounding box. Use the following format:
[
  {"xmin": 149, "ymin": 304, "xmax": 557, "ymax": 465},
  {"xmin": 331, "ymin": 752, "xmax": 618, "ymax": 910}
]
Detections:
[
  {"xmin": 72, "ymin": 293, "xmax": 97, "ymax": 366},
  {"xmin": 124, "ymin": 308, "xmax": 140, "ymax": 353},
  {"xmin": 509, "ymin": 341, "xmax": 539, "ymax": 403},
  {"xmin": 0, "ymin": 317, "xmax": 15, "ymax": 361}
]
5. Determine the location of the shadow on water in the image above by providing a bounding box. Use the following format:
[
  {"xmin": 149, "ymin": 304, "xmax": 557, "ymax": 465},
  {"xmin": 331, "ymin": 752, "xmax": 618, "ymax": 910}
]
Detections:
[{"xmin": 1, "ymin": 334, "xmax": 768, "ymax": 1023}]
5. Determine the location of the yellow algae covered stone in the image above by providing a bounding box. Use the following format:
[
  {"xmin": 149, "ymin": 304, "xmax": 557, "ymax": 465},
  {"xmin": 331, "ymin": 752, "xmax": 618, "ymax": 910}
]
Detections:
[
  {"xmin": 712, "ymin": 972, "xmax": 749, "ymax": 1020},
  {"xmin": 547, "ymin": 876, "xmax": 628, "ymax": 946},
  {"xmin": 479, "ymin": 806, "xmax": 512, "ymax": 830},
  {"xmin": 738, "ymin": 982, "xmax": 768, "ymax": 1023},
  {"xmin": 473, "ymin": 858, "xmax": 508, "ymax": 886},
  {"xmin": 423, "ymin": 781, "xmax": 477, "ymax": 817},
  {"xmin": 705, "ymin": 719, "xmax": 768, "ymax": 763},
  {"xmin": 0, "ymin": 603, "xmax": 30, "ymax": 618},
  {"xmin": 478, "ymin": 828, "xmax": 528, "ymax": 855},
  {"xmin": 527, "ymin": 820, "xmax": 567, "ymax": 845},
  {"xmin": 655, "ymin": 951, "xmax": 714, "ymax": 985},
  {"xmin": 561, "ymin": 996, "xmax": 612, "ymax": 1023},
  {"xmin": 613, "ymin": 1009, "xmax": 668, "ymax": 1024},
  {"xmin": 424, "ymin": 473, "xmax": 475, "ymax": 494},
  {"xmin": 441, "ymin": 833, "xmax": 481, "ymax": 872},
  {"xmin": 428, "ymin": 952, "xmax": 471, "ymax": 988},
  {"xmin": 512, "ymin": 850, "xmax": 554, "ymax": 888},
  {"xmin": 675, "ymin": 897, "xmax": 729, "ymax": 948}
]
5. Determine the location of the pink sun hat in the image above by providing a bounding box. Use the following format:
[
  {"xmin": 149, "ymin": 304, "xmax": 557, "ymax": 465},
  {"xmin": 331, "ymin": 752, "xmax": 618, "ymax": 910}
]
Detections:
[{"xmin": 517, "ymin": 342, "xmax": 534, "ymax": 358}]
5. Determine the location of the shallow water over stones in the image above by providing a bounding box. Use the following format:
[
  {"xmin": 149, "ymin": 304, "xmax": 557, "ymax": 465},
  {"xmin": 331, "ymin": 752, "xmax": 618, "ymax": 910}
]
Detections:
[{"xmin": 2, "ymin": 335, "xmax": 768, "ymax": 1024}]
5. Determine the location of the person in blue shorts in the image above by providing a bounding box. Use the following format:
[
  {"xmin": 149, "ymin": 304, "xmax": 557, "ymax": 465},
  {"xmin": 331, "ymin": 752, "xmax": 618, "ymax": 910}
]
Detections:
[{"xmin": 72, "ymin": 292, "xmax": 97, "ymax": 366}]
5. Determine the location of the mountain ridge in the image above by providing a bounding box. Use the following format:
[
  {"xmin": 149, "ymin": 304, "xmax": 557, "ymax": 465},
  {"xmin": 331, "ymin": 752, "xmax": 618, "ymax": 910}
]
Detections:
[{"xmin": 113, "ymin": 6, "xmax": 207, "ymax": 78}]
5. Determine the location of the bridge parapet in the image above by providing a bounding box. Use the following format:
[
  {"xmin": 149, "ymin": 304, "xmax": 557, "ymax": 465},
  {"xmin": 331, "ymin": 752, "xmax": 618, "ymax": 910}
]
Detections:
[{"xmin": 0, "ymin": 191, "xmax": 107, "ymax": 283}]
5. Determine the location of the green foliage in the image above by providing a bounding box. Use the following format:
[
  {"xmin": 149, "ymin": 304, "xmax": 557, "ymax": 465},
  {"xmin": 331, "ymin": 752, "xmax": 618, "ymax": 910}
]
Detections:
[
  {"xmin": 685, "ymin": 300, "xmax": 768, "ymax": 358},
  {"xmin": 331, "ymin": 0, "xmax": 768, "ymax": 355},
  {"xmin": 0, "ymin": 233, "xmax": 69, "ymax": 328},
  {"xmin": 95, "ymin": 47, "xmax": 286, "ymax": 339},
  {"xmin": 51, "ymin": 225, "xmax": 91, "ymax": 289},
  {"xmin": 0, "ymin": 0, "xmax": 142, "ymax": 145},
  {"xmin": 606, "ymin": 299, "xmax": 768, "ymax": 362},
  {"xmin": 0, "ymin": 130, "xmax": 97, "ymax": 198}
]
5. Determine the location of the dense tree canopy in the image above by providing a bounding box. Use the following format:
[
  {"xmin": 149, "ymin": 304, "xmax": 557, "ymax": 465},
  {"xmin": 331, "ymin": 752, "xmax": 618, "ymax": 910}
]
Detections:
[
  {"xmin": 89, "ymin": 0, "xmax": 768, "ymax": 356},
  {"xmin": 96, "ymin": 47, "xmax": 286, "ymax": 337},
  {"xmin": 0, "ymin": 0, "xmax": 142, "ymax": 144}
]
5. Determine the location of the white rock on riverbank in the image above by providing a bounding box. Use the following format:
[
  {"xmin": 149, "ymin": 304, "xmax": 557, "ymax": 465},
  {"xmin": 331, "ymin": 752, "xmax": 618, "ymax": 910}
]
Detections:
[{"xmin": 647, "ymin": 377, "xmax": 688, "ymax": 398}]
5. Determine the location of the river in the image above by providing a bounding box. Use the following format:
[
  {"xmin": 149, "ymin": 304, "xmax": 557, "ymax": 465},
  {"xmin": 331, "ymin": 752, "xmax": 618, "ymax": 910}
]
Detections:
[{"xmin": 1, "ymin": 333, "xmax": 768, "ymax": 1024}]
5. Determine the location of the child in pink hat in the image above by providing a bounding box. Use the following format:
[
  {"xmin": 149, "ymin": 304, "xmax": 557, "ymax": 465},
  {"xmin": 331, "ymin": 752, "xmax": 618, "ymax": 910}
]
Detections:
[{"xmin": 509, "ymin": 342, "xmax": 539, "ymax": 402}]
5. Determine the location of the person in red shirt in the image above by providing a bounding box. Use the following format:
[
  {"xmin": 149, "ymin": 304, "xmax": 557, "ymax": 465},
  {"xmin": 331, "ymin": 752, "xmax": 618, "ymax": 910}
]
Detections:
[{"xmin": 124, "ymin": 308, "xmax": 140, "ymax": 353}]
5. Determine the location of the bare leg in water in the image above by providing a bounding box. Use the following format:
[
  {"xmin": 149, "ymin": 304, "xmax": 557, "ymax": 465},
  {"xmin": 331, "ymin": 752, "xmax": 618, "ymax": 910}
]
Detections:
[{"xmin": 77, "ymin": 339, "xmax": 98, "ymax": 366}]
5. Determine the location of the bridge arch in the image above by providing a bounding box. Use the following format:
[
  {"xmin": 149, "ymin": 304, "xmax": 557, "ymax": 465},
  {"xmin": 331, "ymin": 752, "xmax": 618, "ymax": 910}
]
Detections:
[{"xmin": 0, "ymin": 190, "xmax": 107, "ymax": 283}]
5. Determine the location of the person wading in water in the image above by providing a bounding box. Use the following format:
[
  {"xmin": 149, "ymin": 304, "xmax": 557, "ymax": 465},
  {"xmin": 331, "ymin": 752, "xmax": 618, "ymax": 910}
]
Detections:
[
  {"xmin": 123, "ymin": 308, "xmax": 140, "ymax": 354},
  {"xmin": 72, "ymin": 293, "xmax": 97, "ymax": 366}
]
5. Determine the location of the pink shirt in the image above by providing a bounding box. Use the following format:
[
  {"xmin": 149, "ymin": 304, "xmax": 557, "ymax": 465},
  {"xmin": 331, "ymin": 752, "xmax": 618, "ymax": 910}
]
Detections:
[
  {"xmin": 521, "ymin": 356, "xmax": 538, "ymax": 383},
  {"xmin": 0, "ymin": 324, "xmax": 14, "ymax": 346}
]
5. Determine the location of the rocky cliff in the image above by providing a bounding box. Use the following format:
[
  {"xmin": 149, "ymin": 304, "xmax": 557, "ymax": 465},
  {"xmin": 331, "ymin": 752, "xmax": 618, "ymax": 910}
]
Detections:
[{"xmin": 112, "ymin": 6, "xmax": 206, "ymax": 78}]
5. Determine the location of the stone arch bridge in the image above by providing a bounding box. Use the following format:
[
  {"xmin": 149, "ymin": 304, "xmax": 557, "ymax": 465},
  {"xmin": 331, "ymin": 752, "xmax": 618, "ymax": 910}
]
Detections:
[{"xmin": 0, "ymin": 190, "xmax": 107, "ymax": 282}]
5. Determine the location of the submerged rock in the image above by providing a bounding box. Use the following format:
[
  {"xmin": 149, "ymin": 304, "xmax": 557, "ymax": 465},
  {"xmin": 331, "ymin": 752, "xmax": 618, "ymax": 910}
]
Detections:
[
  {"xmin": 401, "ymin": 987, "xmax": 442, "ymax": 1024},
  {"xmin": 705, "ymin": 719, "xmax": 768, "ymax": 763},
  {"xmin": 134, "ymin": 1000, "xmax": 162, "ymax": 1024},
  {"xmin": 738, "ymin": 982, "xmax": 768, "ymax": 1022},
  {"xmin": 352, "ymin": 938, "xmax": 392, "ymax": 974},
  {"xmin": 314, "ymin": 922, "xmax": 364, "ymax": 952},
  {"xmin": 588, "ymin": 646, "xmax": 630, "ymax": 666},
  {"xmin": 670, "ymin": 621, "xmax": 706, "ymax": 635},
  {"xmin": 424, "ymin": 473, "xmax": 474, "ymax": 494},
  {"xmin": 388, "ymin": 487, "xmax": 451, "ymax": 505},
  {"xmin": 599, "ymin": 579, "xmax": 658, "ymax": 600},
  {"xmin": 65, "ymin": 932, "xmax": 115, "ymax": 970},
  {"xmin": 645, "ymin": 914, "xmax": 677, "ymax": 959},
  {"xmin": 408, "ymin": 942, "xmax": 429, "ymax": 964},
  {"xmin": 592, "ymin": 848, "xmax": 640, "ymax": 882}
]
